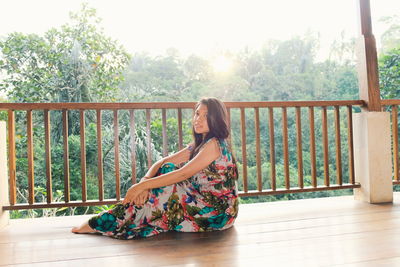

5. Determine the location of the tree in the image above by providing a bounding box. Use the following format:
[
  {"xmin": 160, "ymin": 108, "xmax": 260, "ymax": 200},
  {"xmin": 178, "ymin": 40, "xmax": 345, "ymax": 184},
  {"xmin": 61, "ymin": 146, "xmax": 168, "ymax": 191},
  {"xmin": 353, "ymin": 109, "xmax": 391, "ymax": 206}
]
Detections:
[
  {"xmin": 379, "ymin": 48, "xmax": 400, "ymax": 99},
  {"xmin": 0, "ymin": 4, "xmax": 131, "ymax": 216},
  {"xmin": 379, "ymin": 15, "xmax": 400, "ymax": 54},
  {"xmin": 0, "ymin": 3, "xmax": 130, "ymax": 103}
]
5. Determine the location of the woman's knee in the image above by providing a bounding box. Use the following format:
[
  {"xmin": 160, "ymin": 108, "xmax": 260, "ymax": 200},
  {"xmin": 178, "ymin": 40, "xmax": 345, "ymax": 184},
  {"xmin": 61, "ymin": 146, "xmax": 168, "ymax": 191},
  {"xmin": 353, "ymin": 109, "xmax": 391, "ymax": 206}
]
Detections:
[{"xmin": 156, "ymin": 162, "xmax": 176, "ymax": 176}]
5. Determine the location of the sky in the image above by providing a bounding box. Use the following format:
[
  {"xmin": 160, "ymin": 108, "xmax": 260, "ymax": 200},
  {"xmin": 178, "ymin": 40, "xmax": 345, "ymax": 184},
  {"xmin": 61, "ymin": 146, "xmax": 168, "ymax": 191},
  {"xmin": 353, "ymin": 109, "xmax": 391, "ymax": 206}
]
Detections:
[{"xmin": 0, "ymin": 0, "xmax": 399, "ymax": 59}]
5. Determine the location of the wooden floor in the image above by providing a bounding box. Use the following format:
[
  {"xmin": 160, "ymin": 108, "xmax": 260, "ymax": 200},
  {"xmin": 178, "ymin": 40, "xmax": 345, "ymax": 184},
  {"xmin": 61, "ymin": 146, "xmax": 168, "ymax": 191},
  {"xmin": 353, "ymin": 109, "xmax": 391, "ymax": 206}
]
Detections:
[{"xmin": 2, "ymin": 193, "xmax": 400, "ymax": 267}]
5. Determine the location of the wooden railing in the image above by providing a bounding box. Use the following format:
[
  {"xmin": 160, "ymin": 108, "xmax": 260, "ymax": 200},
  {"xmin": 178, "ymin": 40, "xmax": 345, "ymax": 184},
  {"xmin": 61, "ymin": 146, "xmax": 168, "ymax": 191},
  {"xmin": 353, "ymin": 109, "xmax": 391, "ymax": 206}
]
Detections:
[
  {"xmin": 382, "ymin": 99, "xmax": 400, "ymax": 185},
  {"xmin": 0, "ymin": 100, "xmax": 367, "ymax": 210}
]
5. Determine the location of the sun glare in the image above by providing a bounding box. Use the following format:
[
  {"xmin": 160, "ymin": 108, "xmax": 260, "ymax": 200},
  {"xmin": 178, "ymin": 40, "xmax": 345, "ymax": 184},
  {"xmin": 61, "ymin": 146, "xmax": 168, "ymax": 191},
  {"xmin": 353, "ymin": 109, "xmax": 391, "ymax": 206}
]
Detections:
[{"xmin": 211, "ymin": 56, "xmax": 233, "ymax": 73}]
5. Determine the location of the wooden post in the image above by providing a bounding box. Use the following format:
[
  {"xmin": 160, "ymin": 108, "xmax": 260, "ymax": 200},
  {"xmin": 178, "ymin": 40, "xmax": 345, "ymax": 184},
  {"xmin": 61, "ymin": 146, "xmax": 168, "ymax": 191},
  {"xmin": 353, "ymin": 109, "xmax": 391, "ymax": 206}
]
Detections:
[
  {"xmin": 353, "ymin": 0, "xmax": 393, "ymax": 203},
  {"xmin": 0, "ymin": 121, "xmax": 10, "ymax": 229},
  {"xmin": 356, "ymin": 0, "xmax": 381, "ymax": 112}
]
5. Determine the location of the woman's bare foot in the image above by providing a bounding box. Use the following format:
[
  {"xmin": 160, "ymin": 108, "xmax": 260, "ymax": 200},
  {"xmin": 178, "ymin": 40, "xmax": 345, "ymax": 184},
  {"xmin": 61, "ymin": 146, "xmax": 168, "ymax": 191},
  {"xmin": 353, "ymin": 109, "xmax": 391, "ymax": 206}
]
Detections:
[{"xmin": 71, "ymin": 221, "xmax": 96, "ymax": 234}]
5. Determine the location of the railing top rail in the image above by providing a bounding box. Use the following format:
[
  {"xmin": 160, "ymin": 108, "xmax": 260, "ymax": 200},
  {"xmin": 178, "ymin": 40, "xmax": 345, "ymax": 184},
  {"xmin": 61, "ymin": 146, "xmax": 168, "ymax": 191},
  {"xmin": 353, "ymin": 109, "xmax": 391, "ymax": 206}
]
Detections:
[
  {"xmin": 0, "ymin": 100, "xmax": 365, "ymax": 111},
  {"xmin": 381, "ymin": 99, "xmax": 400, "ymax": 105}
]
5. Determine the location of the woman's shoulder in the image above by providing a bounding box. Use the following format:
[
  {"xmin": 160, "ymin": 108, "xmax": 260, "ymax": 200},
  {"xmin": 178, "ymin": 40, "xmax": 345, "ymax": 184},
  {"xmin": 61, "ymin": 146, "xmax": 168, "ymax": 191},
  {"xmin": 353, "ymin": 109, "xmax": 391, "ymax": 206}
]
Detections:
[
  {"xmin": 202, "ymin": 137, "xmax": 220, "ymax": 150},
  {"xmin": 204, "ymin": 137, "xmax": 227, "ymax": 145},
  {"xmin": 204, "ymin": 138, "xmax": 231, "ymax": 158},
  {"xmin": 204, "ymin": 137, "xmax": 228, "ymax": 152}
]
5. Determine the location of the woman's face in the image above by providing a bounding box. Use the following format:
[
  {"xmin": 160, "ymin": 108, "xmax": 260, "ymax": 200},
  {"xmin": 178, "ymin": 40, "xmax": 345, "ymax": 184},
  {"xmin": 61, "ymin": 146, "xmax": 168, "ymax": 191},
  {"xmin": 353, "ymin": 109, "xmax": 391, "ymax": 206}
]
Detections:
[{"xmin": 193, "ymin": 103, "xmax": 210, "ymax": 136}]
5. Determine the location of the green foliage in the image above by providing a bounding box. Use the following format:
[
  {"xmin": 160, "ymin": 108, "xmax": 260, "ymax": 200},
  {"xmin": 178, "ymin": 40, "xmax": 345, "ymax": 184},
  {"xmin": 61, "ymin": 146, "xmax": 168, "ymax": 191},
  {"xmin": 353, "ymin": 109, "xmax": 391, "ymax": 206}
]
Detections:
[
  {"xmin": 93, "ymin": 204, "xmax": 116, "ymax": 214},
  {"xmin": 379, "ymin": 15, "xmax": 400, "ymax": 53},
  {"xmin": 0, "ymin": 3, "xmax": 130, "ymax": 103},
  {"xmin": 379, "ymin": 48, "xmax": 400, "ymax": 99},
  {"xmin": 11, "ymin": 186, "xmax": 68, "ymax": 218}
]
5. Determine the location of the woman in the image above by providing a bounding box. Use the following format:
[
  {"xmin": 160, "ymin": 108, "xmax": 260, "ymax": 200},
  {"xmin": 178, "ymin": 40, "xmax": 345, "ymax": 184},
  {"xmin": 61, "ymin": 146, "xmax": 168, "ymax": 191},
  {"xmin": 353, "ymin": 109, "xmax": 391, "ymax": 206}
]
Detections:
[{"xmin": 72, "ymin": 97, "xmax": 239, "ymax": 239}]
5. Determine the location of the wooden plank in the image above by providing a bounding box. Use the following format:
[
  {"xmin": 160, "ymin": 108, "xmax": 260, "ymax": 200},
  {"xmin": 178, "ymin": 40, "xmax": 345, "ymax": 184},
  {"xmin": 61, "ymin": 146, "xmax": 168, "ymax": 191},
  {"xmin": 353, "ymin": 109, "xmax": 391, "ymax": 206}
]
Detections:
[
  {"xmin": 240, "ymin": 108, "xmax": 248, "ymax": 192},
  {"xmin": 96, "ymin": 110, "xmax": 103, "ymax": 201},
  {"xmin": 62, "ymin": 110, "xmax": 70, "ymax": 203},
  {"xmin": 7, "ymin": 110, "xmax": 16, "ymax": 205},
  {"xmin": 44, "ymin": 110, "xmax": 52, "ymax": 204},
  {"xmin": 282, "ymin": 107, "xmax": 290, "ymax": 189},
  {"xmin": 178, "ymin": 108, "xmax": 183, "ymax": 151},
  {"xmin": 0, "ymin": 100, "xmax": 365, "ymax": 111},
  {"xmin": 321, "ymin": 107, "xmax": 329, "ymax": 186},
  {"xmin": 27, "ymin": 110, "xmax": 35, "ymax": 205},
  {"xmin": 79, "ymin": 110, "xmax": 87, "ymax": 202},
  {"xmin": 146, "ymin": 109, "xmax": 152, "ymax": 167},
  {"xmin": 295, "ymin": 107, "xmax": 304, "ymax": 188},
  {"xmin": 309, "ymin": 107, "xmax": 317, "ymax": 187},
  {"xmin": 347, "ymin": 106, "xmax": 355, "ymax": 184},
  {"xmin": 6, "ymin": 192, "xmax": 399, "ymax": 267},
  {"xmin": 162, "ymin": 109, "xmax": 168, "ymax": 157},
  {"xmin": 129, "ymin": 110, "xmax": 136, "ymax": 184},
  {"xmin": 335, "ymin": 106, "xmax": 343, "ymax": 185},
  {"xmin": 113, "ymin": 110, "xmax": 120, "ymax": 201},
  {"xmin": 268, "ymin": 107, "xmax": 276, "ymax": 191},
  {"xmin": 392, "ymin": 106, "xmax": 399, "ymax": 181},
  {"xmin": 254, "ymin": 108, "xmax": 262, "ymax": 191},
  {"xmin": 11, "ymin": 197, "xmax": 400, "ymax": 267}
]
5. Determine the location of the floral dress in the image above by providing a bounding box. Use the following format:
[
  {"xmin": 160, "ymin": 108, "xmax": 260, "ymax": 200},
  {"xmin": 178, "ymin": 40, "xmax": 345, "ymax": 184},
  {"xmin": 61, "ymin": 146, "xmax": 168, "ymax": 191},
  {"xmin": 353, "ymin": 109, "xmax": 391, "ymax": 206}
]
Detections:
[{"xmin": 88, "ymin": 138, "xmax": 239, "ymax": 239}]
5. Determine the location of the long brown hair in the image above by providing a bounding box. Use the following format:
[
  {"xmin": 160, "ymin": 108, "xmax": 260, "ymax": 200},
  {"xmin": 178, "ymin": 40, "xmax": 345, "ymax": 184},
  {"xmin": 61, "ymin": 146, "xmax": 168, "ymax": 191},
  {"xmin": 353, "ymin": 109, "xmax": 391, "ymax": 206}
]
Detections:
[{"xmin": 189, "ymin": 97, "xmax": 238, "ymax": 179}]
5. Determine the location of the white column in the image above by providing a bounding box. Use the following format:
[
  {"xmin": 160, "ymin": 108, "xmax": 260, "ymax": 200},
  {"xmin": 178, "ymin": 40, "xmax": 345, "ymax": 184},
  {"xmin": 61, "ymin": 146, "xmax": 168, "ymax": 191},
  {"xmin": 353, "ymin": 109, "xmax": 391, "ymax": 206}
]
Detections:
[
  {"xmin": 0, "ymin": 121, "xmax": 10, "ymax": 229},
  {"xmin": 353, "ymin": 112, "xmax": 393, "ymax": 203}
]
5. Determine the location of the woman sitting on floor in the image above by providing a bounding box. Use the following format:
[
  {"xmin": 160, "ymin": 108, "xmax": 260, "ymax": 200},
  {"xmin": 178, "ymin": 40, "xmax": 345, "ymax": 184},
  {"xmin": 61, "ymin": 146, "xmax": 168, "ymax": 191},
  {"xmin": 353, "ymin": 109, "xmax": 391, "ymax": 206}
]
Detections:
[{"xmin": 72, "ymin": 97, "xmax": 239, "ymax": 239}]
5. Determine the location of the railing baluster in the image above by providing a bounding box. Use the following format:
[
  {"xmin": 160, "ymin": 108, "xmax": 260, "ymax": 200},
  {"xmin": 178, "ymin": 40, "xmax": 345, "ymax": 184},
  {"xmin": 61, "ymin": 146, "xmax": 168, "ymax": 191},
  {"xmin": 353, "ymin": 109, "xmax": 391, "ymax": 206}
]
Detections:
[
  {"xmin": 62, "ymin": 110, "xmax": 70, "ymax": 202},
  {"xmin": 178, "ymin": 108, "xmax": 183, "ymax": 150},
  {"xmin": 44, "ymin": 110, "xmax": 52, "ymax": 204},
  {"xmin": 227, "ymin": 107, "xmax": 232, "ymax": 149},
  {"xmin": 268, "ymin": 107, "xmax": 276, "ymax": 191},
  {"xmin": 114, "ymin": 110, "xmax": 121, "ymax": 200},
  {"xmin": 254, "ymin": 107, "xmax": 262, "ymax": 192},
  {"xmin": 96, "ymin": 109, "xmax": 104, "ymax": 201},
  {"xmin": 296, "ymin": 107, "xmax": 304, "ymax": 188},
  {"xmin": 240, "ymin": 108, "xmax": 248, "ymax": 192},
  {"xmin": 391, "ymin": 105, "xmax": 399, "ymax": 181},
  {"xmin": 80, "ymin": 110, "xmax": 87, "ymax": 202},
  {"xmin": 309, "ymin": 107, "xmax": 317, "ymax": 187},
  {"xmin": 146, "ymin": 109, "xmax": 152, "ymax": 167},
  {"xmin": 322, "ymin": 107, "xmax": 329, "ymax": 186},
  {"xmin": 130, "ymin": 110, "xmax": 136, "ymax": 184},
  {"xmin": 162, "ymin": 109, "xmax": 168, "ymax": 157},
  {"xmin": 27, "ymin": 110, "xmax": 35, "ymax": 204},
  {"xmin": 282, "ymin": 107, "xmax": 290, "ymax": 189},
  {"xmin": 347, "ymin": 106, "xmax": 355, "ymax": 184},
  {"xmin": 7, "ymin": 110, "xmax": 16, "ymax": 205},
  {"xmin": 335, "ymin": 106, "xmax": 343, "ymax": 185}
]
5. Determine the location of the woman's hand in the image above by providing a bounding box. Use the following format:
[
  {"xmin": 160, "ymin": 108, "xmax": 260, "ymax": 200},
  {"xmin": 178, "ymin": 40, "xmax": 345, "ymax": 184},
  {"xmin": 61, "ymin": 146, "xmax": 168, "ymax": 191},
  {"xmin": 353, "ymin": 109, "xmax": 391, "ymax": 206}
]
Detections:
[
  {"xmin": 122, "ymin": 183, "xmax": 148, "ymax": 206},
  {"xmin": 134, "ymin": 189, "xmax": 151, "ymax": 207}
]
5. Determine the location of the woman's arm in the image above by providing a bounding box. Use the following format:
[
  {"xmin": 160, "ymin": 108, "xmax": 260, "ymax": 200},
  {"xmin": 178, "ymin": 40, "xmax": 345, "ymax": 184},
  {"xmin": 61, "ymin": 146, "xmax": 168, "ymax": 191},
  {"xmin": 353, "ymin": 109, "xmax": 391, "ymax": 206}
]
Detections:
[
  {"xmin": 163, "ymin": 142, "xmax": 194, "ymax": 165},
  {"xmin": 141, "ymin": 142, "xmax": 194, "ymax": 181},
  {"xmin": 123, "ymin": 139, "xmax": 220, "ymax": 205},
  {"xmin": 133, "ymin": 143, "xmax": 194, "ymax": 206}
]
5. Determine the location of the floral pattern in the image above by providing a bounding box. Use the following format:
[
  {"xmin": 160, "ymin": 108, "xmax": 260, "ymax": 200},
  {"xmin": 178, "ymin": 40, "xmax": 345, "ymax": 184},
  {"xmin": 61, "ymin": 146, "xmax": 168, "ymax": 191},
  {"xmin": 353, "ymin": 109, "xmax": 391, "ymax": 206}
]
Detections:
[{"xmin": 88, "ymin": 138, "xmax": 238, "ymax": 239}]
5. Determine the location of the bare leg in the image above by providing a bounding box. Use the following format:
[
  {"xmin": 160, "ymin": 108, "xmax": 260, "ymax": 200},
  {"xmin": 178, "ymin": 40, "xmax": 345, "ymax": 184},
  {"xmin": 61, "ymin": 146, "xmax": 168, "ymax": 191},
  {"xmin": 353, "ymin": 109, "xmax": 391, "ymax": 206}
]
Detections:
[{"xmin": 71, "ymin": 221, "xmax": 96, "ymax": 234}]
